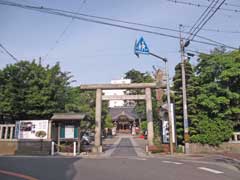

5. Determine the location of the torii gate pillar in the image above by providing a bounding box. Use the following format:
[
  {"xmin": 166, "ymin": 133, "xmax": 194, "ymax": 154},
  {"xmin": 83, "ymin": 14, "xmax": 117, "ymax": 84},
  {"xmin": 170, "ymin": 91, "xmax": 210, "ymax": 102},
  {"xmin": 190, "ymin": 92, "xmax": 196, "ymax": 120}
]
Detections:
[
  {"xmin": 80, "ymin": 83, "xmax": 161, "ymax": 153},
  {"xmin": 92, "ymin": 88, "xmax": 103, "ymax": 153},
  {"xmin": 145, "ymin": 87, "xmax": 154, "ymax": 146}
]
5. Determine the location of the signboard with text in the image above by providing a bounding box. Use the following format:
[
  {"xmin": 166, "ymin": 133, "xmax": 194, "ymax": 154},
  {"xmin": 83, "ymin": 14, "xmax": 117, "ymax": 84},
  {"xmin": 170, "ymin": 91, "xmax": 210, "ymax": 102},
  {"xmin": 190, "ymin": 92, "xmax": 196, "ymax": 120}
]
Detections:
[
  {"xmin": 15, "ymin": 120, "xmax": 48, "ymax": 139},
  {"xmin": 65, "ymin": 125, "xmax": 75, "ymax": 139}
]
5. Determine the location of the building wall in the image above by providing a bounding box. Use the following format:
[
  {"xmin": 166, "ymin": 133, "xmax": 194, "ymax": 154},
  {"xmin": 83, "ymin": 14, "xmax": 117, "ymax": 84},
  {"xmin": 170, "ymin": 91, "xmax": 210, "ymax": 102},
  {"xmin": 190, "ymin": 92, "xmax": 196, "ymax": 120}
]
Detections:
[{"xmin": 103, "ymin": 78, "xmax": 131, "ymax": 108}]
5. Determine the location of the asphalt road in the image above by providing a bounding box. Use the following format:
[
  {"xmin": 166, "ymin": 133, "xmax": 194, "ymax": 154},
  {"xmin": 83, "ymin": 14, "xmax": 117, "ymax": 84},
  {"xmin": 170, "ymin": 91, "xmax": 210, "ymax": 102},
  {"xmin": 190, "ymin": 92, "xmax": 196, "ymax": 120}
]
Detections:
[
  {"xmin": 0, "ymin": 137, "xmax": 239, "ymax": 180},
  {"xmin": 111, "ymin": 138, "xmax": 137, "ymax": 157}
]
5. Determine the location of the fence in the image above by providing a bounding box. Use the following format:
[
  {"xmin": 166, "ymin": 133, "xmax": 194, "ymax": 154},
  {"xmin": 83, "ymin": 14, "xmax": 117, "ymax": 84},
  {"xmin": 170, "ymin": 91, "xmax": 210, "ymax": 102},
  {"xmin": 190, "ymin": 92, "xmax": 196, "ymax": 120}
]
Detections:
[
  {"xmin": 0, "ymin": 124, "xmax": 15, "ymax": 140},
  {"xmin": 229, "ymin": 132, "xmax": 240, "ymax": 143}
]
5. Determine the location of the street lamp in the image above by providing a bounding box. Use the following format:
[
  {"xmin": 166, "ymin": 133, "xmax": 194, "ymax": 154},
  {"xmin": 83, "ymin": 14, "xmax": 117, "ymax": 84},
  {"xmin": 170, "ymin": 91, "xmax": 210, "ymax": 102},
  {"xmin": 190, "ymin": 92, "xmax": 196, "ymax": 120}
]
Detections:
[{"xmin": 134, "ymin": 37, "xmax": 174, "ymax": 155}]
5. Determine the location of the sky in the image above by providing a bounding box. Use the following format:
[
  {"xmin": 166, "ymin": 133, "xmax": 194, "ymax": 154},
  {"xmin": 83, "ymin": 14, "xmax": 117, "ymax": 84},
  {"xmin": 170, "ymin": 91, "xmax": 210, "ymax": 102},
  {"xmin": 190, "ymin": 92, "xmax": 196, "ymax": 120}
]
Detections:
[{"xmin": 0, "ymin": 0, "xmax": 240, "ymax": 85}]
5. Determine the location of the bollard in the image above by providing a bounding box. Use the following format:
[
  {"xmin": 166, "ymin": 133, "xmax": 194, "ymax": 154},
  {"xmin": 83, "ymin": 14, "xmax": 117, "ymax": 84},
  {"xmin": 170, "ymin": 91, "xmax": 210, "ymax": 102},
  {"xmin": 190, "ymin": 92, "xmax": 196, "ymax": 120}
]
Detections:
[
  {"xmin": 51, "ymin": 141, "xmax": 55, "ymax": 156},
  {"xmin": 145, "ymin": 144, "xmax": 149, "ymax": 153},
  {"xmin": 73, "ymin": 142, "xmax": 76, "ymax": 156}
]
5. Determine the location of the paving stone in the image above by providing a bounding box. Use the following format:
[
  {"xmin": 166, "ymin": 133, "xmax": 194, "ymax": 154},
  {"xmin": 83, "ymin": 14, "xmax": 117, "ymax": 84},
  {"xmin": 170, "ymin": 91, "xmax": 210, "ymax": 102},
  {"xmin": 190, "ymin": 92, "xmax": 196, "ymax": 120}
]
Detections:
[{"xmin": 111, "ymin": 138, "xmax": 137, "ymax": 157}]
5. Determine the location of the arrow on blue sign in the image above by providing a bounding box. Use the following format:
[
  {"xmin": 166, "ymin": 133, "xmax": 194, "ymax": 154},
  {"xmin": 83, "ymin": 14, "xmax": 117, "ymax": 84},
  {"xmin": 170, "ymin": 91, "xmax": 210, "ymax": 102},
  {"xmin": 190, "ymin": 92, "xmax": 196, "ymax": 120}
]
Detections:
[{"xmin": 134, "ymin": 37, "xmax": 150, "ymax": 56}]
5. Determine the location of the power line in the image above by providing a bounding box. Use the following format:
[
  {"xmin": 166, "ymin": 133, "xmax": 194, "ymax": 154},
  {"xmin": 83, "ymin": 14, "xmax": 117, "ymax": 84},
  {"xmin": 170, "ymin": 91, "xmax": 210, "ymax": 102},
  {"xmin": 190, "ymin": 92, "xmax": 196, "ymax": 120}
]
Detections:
[
  {"xmin": 187, "ymin": 0, "xmax": 220, "ymax": 41},
  {"xmin": 44, "ymin": 0, "xmax": 87, "ymax": 60},
  {"xmin": 182, "ymin": 24, "xmax": 240, "ymax": 34},
  {"xmin": 42, "ymin": 3, "xmax": 234, "ymax": 47},
  {"xmin": 189, "ymin": 0, "xmax": 226, "ymax": 42},
  {"xmin": 0, "ymin": 0, "xmax": 238, "ymax": 50},
  {"xmin": 186, "ymin": 49, "xmax": 208, "ymax": 55},
  {"xmin": 13, "ymin": 1, "xmax": 240, "ymax": 34},
  {"xmin": 0, "ymin": 43, "xmax": 18, "ymax": 62},
  {"xmin": 205, "ymin": 0, "xmax": 240, "ymax": 8},
  {"xmin": 165, "ymin": 0, "xmax": 240, "ymax": 13},
  {"xmin": 187, "ymin": 0, "xmax": 217, "ymax": 37},
  {"xmin": 1, "ymin": 0, "xmax": 238, "ymax": 43}
]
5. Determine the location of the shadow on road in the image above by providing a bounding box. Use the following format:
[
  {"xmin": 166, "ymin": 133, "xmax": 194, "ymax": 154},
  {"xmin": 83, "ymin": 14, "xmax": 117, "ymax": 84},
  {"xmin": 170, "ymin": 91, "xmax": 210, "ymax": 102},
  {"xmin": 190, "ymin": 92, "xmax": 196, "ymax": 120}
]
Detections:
[
  {"xmin": 0, "ymin": 157, "xmax": 80, "ymax": 180},
  {"xmin": 215, "ymin": 157, "xmax": 240, "ymax": 170}
]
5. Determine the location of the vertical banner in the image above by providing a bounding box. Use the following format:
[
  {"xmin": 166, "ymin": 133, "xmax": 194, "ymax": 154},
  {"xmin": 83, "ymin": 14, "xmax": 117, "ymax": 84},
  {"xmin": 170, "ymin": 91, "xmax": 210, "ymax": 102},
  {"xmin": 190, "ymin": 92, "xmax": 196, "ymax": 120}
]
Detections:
[{"xmin": 162, "ymin": 103, "xmax": 176, "ymax": 144}]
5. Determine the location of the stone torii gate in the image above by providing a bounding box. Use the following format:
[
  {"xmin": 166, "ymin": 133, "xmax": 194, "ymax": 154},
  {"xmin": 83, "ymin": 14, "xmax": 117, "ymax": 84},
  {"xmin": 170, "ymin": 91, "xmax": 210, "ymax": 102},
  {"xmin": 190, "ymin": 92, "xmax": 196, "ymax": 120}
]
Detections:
[{"xmin": 80, "ymin": 83, "xmax": 158, "ymax": 153}]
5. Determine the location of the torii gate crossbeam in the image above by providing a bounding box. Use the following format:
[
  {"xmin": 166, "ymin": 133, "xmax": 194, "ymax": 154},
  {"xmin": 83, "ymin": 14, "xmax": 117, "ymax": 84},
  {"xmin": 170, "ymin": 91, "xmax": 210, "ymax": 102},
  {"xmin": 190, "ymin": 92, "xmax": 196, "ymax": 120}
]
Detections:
[{"xmin": 80, "ymin": 83, "xmax": 159, "ymax": 153}]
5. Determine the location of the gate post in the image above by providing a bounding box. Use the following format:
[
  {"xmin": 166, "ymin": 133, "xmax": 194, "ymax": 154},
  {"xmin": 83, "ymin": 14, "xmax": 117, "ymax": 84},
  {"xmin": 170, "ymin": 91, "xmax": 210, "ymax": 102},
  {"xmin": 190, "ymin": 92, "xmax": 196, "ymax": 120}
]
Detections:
[
  {"xmin": 48, "ymin": 120, "xmax": 52, "ymax": 140},
  {"xmin": 145, "ymin": 87, "xmax": 154, "ymax": 146},
  {"xmin": 92, "ymin": 88, "xmax": 102, "ymax": 153}
]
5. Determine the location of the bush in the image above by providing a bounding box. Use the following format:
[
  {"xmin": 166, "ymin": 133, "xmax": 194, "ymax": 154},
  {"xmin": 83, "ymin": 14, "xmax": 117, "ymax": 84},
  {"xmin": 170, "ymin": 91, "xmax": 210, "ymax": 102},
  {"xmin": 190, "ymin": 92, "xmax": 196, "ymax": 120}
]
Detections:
[
  {"xmin": 141, "ymin": 121, "xmax": 147, "ymax": 132},
  {"xmin": 190, "ymin": 119, "xmax": 233, "ymax": 146}
]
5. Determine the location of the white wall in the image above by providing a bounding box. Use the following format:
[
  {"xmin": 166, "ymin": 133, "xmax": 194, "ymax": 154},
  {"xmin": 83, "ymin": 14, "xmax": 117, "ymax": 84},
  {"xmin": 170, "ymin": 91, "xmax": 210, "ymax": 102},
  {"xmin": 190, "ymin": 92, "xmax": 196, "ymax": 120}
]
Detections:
[{"xmin": 103, "ymin": 78, "xmax": 131, "ymax": 107}]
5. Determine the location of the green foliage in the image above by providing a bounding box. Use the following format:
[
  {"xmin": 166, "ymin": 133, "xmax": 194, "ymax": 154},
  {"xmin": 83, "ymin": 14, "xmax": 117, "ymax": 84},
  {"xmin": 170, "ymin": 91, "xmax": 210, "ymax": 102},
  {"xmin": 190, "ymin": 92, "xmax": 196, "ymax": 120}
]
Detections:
[
  {"xmin": 125, "ymin": 69, "xmax": 154, "ymax": 83},
  {"xmin": 176, "ymin": 145, "xmax": 184, "ymax": 153},
  {"xmin": 65, "ymin": 87, "xmax": 95, "ymax": 119},
  {"xmin": 191, "ymin": 118, "xmax": 233, "ymax": 146},
  {"xmin": 124, "ymin": 69, "xmax": 161, "ymax": 139},
  {"xmin": 0, "ymin": 60, "xmax": 72, "ymax": 121},
  {"xmin": 173, "ymin": 49, "xmax": 239, "ymax": 145},
  {"xmin": 140, "ymin": 121, "xmax": 147, "ymax": 132},
  {"xmin": 124, "ymin": 69, "xmax": 154, "ymax": 120},
  {"xmin": 195, "ymin": 50, "xmax": 240, "ymax": 128},
  {"xmin": 172, "ymin": 61, "xmax": 197, "ymax": 144},
  {"xmin": 104, "ymin": 113, "xmax": 113, "ymax": 129}
]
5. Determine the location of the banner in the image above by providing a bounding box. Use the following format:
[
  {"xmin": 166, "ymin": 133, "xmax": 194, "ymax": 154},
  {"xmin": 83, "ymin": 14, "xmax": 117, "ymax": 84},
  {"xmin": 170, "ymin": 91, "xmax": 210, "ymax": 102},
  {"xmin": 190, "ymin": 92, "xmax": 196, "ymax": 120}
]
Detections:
[{"xmin": 162, "ymin": 103, "xmax": 176, "ymax": 144}]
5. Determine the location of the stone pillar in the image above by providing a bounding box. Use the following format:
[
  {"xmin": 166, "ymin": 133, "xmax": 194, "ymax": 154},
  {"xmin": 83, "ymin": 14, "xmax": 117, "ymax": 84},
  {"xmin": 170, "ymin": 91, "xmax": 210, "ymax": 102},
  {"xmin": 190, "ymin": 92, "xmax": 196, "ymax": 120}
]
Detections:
[
  {"xmin": 92, "ymin": 88, "xmax": 102, "ymax": 153},
  {"xmin": 48, "ymin": 120, "xmax": 52, "ymax": 140},
  {"xmin": 57, "ymin": 123, "xmax": 61, "ymax": 152},
  {"xmin": 10, "ymin": 126, "xmax": 13, "ymax": 139},
  {"xmin": 4, "ymin": 126, "xmax": 8, "ymax": 139},
  {"xmin": 234, "ymin": 133, "xmax": 237, "ymax": 142},
  {"xmin": 145, "ymin": 88, "xmax": 154, "ymax": 146},
  {"xmin": 0, "ymin": 126, "xmax": 2, "ymax": 139},
  {"xmin": 77, "ymin": 121, "xmax": 81, "ymax": 153}
]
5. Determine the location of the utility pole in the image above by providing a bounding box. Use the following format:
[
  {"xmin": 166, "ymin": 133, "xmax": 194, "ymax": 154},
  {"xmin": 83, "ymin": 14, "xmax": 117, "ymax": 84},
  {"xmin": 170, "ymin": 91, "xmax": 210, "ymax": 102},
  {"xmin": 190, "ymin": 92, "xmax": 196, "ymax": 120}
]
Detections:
[
  {"xmin": 179, "ymin": 25, "xmax": 190, "ymax": 154},
  {"xmin": 165, "ymin": 60, "xmax": 174, "ymax": 155}
]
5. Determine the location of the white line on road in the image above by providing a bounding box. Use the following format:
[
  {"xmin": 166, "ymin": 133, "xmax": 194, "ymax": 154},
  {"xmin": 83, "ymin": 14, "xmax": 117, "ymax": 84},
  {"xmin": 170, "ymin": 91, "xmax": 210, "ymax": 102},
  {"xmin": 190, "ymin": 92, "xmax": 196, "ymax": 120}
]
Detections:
[
  {"xmin": 111, "ymin": 156, "xmax": 147, "ymax": 160},
  {"xmin": 103, "ymin": 137, "xmax": 122, "ymax": 157},
  {"xmin": 162, "ymin": 160, "xmax": 183, "ymax": 165},
  {"xmin": 198, "ymin": 167, "xmax": 224, "ymax": 174}
]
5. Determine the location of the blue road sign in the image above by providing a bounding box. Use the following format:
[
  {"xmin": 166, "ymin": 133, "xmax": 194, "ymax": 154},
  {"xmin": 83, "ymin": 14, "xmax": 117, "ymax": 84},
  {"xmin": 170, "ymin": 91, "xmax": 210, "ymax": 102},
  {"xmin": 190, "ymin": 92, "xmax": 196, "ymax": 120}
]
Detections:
[{"xmin": 134, "ymin": 37, "xmax": 150, "ymax": 56}]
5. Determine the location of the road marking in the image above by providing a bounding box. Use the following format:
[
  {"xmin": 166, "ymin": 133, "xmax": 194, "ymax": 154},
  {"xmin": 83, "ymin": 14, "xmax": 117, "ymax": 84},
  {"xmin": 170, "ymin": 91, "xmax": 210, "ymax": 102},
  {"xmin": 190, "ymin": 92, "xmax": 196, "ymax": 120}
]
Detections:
[
  {"xmin": 103, "ymin": 137, "xmax": 122, "ymax": 157},
  {"xmin": 111, "ymin": 156, "xmax": 147, "ymax": 160},
  {"xmin": 131, "ymin": 157, "xmax": 147, "ymax": 161},
  {"xmin": 129, "ymin": 137, "xmax": 148, "ymax": 158},
  {"xmin": 162, "ymin": 160, "xmax": 183, "ymax": 165},
  {"xmin": 198, "ymin": 167, "xmax": 224, "ymax": 174},
  {"xmin": 0, "ymin": 169, "xmax": 39, "ymax": 180}
]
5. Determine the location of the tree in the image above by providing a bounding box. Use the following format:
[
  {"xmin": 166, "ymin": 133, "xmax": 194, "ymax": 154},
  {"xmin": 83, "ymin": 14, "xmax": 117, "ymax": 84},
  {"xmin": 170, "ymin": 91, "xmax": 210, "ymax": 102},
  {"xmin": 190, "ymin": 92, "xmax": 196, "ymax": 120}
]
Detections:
[
  {"xmin": 172, "ymin": 61, "xmax": 197, "ymax": 145},
  {"xmin": 104, "ymin": 113, "xmax": 113, "ymax": 129},
  {"xmin": 190, "ymin": 50, "xmax": 240, "ymax": 145},
  {"xmin": 124, "ymin": 69, "xmax": 161, "ymax": 141},
  {"xmin": 0, "ymin": 60, "xmax": 72, "ymax": 122},
  {"xmin": 124, "ymin": 69, "xmax": 155, "ymax": 119},
  {"xmin": 65, "ymin": 87, "xmax": 96, "ymax": 118},
  {"xmin": 125, "ymin": 69, "xmax": 154, "ymax": 84}
]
